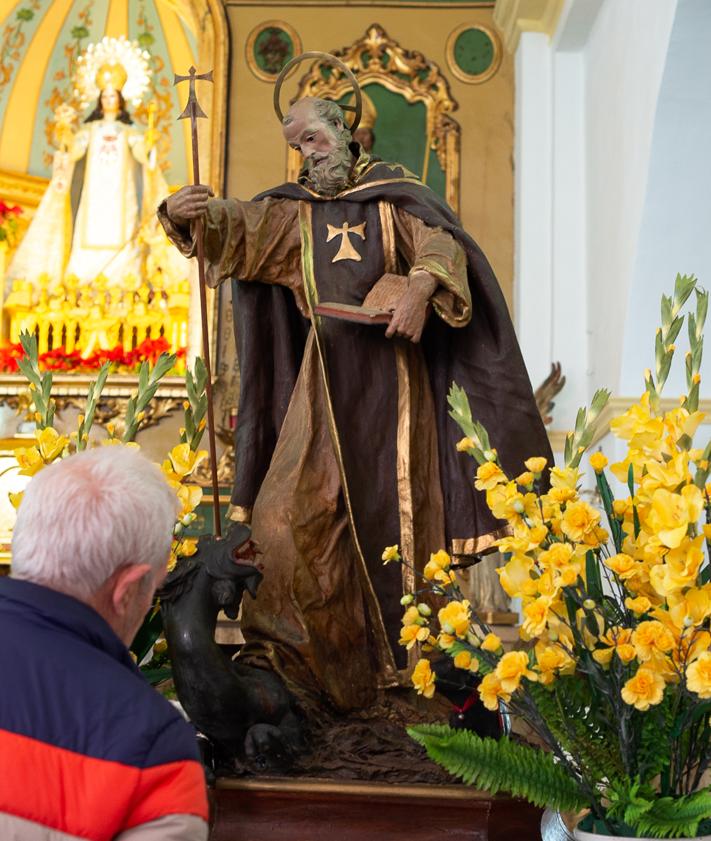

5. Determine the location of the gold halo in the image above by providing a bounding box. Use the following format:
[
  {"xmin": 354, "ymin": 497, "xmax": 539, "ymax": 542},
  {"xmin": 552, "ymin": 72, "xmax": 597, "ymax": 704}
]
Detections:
[{"xmin": 273, "ymin": 51, "xmax": 362, "ymax": 132}]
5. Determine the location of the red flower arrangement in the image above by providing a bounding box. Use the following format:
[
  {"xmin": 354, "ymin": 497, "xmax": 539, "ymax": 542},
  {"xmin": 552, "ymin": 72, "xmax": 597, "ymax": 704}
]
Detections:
[
  {"xmin": 0, "ymin": 201, "xmax": 22, "ymax": 246},
  {"xmin": 0, "ymin": 336, "xmax": 186, "ymax": 374}
]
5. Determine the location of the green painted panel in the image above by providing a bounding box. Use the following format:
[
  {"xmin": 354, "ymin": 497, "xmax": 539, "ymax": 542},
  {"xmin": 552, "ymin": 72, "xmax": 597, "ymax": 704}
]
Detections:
[{"xmin": 338, "ymin": 82, "xmax": 447, "ymax": 203}]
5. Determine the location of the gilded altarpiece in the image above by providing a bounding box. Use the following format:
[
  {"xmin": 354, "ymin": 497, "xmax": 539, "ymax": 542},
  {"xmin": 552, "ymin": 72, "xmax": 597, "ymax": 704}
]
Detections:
[{"xmin": 0, "ymin": 0, "xmax": 229, "ymax": 403}]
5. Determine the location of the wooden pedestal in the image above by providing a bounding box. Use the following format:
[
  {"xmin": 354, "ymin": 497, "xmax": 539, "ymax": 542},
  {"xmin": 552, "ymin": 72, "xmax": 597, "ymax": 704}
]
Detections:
[{"xmin": 210, "ymin": 778, "xmax": 542, "ymax": 841}]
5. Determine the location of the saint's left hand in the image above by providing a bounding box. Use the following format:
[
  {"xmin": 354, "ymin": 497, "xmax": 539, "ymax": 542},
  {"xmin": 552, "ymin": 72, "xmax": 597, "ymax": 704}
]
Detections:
[{"xmin": 385, "ymin": 271, "xmax": 437, "ymax": 343}]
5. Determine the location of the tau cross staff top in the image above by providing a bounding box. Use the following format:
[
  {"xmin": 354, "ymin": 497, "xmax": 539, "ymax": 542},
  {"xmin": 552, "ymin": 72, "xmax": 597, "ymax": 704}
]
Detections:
[{"xmin": 174, "ymin": 66, "xmax": 222, "ymax": 537}]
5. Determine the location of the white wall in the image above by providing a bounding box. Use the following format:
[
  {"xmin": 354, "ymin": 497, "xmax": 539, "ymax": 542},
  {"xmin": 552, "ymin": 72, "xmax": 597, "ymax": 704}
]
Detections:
[
  {"xmin": 585, "ymin": 0, "xmax": 678, "ymax": 398},
  {"xmin": 621, "ymin": 0, "xmax": 711, "ymax": 396},
  {"xmin": 513, "ymin": 0, "xmax": 677, "ymax": 429}
]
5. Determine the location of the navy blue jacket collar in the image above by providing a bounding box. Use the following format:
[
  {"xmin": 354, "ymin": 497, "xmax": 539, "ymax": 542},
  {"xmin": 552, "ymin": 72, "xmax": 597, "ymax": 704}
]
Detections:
[{"xmin": 0, "ymin": 576, "xmax": 139, "ymax": 673}]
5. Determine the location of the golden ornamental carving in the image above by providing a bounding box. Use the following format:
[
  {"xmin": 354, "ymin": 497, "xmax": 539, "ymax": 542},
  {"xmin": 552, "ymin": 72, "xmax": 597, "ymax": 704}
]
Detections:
[{"xmin": 286, "ymin": 24, "xmax": 461, "ymax": 211}]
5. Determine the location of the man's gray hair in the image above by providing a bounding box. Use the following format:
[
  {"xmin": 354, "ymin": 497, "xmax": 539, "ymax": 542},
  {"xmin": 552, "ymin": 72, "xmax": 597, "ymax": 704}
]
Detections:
[
  {"xmin": 11, "ymin": 446, "xmax": 179, "ymax": 600},
  {"xmin": 283, "ymin": 97, "xmax": 352, "ymax": 142}
]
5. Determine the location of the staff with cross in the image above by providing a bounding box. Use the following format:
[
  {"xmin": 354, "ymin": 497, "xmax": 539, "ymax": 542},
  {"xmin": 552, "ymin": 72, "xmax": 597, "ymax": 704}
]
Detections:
[{"xmin": 173, "ymin": 66, "xmax": 221, "ymax": 536}]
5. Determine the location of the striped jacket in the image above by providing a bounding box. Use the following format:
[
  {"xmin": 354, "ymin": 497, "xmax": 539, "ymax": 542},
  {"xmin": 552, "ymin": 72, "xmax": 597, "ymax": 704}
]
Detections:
[{"xmin": 0, "ymin": 577, "xmax": 209, "ymax": 840}]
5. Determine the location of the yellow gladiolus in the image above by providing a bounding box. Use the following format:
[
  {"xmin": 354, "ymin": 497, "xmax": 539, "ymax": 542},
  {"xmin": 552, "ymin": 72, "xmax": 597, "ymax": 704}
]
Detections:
[
  {"xmin": 437, "ymin": 600, "xmax": 471, "ymax": 638},
  {"xmin": 35, "ymin": 427, "xmax": 69, "ymax": 463},
  {"xmin": 550, "ymin": 466, "xmax": 581, "ymax": 490},
  {"xmin": 667, "ymin": 586, "xmax": 711, "ymax": 629},
  {"xmin": 8, "ymin": 491, "xmax": 23, "ymax": 509},
  {"xmin": 686, "ymin": 651, "xmax": 711, "ymax": 699},
  {"xmin": 474, "ymin": 461, "xmax": 507, "ymax": 491},
  {"xmin": 177, "ymin": 484, "xmax": 202, "ymax": 518},
  {"xmin": 479, "ymin": 672, "xmax": 511, "ymax": 711},
  {"xmin": 644, "ymin": 486, "xmax": 704, "ymax": 550},
  {"xmin": 168, "ymin": 444, "xmax": 208, "ymax": 479},
  {"xmin": 621, "ymin": 667, "xmax": 666, "ymax": 710},
  {"xmin": 382, "ymin": 545, "xmax": 401, "ymax": 564},
  {"xmin": 15, "ymin": 445, "xmax": 43, "ymax": 476},
  {"xmin": 456, "ymin": 436, "xmax": 476, "ymax": 453},
  {"xmin": 497, "ymin": 554, "xmax": 534, "ymax": 599},
  {"xmin": 412, "ymin": 658, "xmax": 436, "ymax": 698},
  {"xmin": 495, "ymin": 650, "xmax": 537, "ymax": 693},
  {"xmin": 649, "ymin": 536, "xmax": 705, "ymax": 597}
]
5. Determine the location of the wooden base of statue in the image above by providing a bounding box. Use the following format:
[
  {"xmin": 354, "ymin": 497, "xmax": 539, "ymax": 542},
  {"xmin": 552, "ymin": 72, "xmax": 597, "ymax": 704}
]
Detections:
[{"xmin": 210, "ymin": 778, "xmax": 542, "ymax": 840}]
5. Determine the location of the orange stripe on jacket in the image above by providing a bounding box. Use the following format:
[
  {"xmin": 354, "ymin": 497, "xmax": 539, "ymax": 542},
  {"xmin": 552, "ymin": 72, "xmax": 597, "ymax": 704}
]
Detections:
[{"xmin": 0, "ymin": 729, "xmax": 208, "ymax": 840}]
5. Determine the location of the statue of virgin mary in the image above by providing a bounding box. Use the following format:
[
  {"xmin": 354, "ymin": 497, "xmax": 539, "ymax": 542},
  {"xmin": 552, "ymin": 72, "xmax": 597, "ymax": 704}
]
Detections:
[{"xmin": 6, "ymin": 36, "xmax": 174, "ymax": 291}]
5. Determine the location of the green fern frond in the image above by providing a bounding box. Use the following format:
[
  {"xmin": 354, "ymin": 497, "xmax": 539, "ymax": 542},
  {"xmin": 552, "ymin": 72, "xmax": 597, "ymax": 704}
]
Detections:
[
  {"xmin": 408, "ymin": 724, "xmax": 587, "ymax": 812},
  {"xmin": 634, "ymin": 789, "xmax": 711, "ymax": 838}
]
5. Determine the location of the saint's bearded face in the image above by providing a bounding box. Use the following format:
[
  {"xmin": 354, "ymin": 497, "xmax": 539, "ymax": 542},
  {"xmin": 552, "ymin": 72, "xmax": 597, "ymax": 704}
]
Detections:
[
  {"xmin": 283, "ymin": 102, "xmax": 353, "ymax": 197},
  {"xmin": 303, "ymin": 123, "xmax": 352, "ymax": 197}
]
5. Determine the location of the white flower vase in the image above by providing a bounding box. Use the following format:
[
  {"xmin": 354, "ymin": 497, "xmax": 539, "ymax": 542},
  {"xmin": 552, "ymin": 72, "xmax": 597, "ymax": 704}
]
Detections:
[{"xmin": 574, "ymin": 828, "xmax": 711, "ymax": 841}]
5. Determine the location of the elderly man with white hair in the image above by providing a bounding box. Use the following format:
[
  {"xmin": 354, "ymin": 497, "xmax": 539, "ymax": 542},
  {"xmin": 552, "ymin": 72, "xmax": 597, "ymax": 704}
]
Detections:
[{"xmin": 0, "ymin": 446, "xmax": 209, "ymax": 841}]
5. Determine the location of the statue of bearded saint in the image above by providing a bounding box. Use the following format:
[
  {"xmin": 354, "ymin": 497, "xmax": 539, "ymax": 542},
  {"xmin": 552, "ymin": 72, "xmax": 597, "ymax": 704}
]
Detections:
[{"xmin": 158, "ymin": 92, "xmax": 551, "ymax": 725}]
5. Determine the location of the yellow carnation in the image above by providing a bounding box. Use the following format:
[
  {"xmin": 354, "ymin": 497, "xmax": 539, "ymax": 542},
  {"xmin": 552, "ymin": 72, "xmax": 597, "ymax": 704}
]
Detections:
[
  {"xmin": 481, "ymin": 632, "xmax": 502, "ymax": 653},
  {"xmin": 400, "ymin": 624, "xmax": 429, "ymax": 650},
  {"xmin": 453, "ymin": 650, "xmax": 479, "ymax": 672},
  {"xmin": 412, "ymin": 658, "xmax": 436, "ymax": 698},
  {"xmin": 478, "ymin": 672, "xmax": 510, "ymax": 711},
  {"xmin": 521, "ymin": 596, "xmax": 553, "ymax": 640},
  {"xmin": 625, "ymin": 596, "xmax": 652, "ymax": 615},
  {"xmin": 515, "ymin": 471, "xmax": 534, "ymax": 488},
  {"xmin": 535, "ymin": 642, "xmax": 575, "ymax": 685},
  {"xmin": 474, "ymin": 461, "xmax": 507, "ymax": 491},
  {"xmin": 524, "ymin": 457, "xmax": 548, "ymax": 475},
  {"xmin": 605, "ymin": 553, "xmax": 638, "ymax": 580},
  {"xmin": 632, "ymin": 620, "xmax": 676, "ymax": 662},
  {"xmin": 437, "ymin": 600, "xmax": 471, "ymax": 637},
  {"xmin": 589, "ymin": 452, "xmax": 608, "ymax": 473},
  {"xmin": 495, "ymin": 650, "xmax": 537, "ymax": 693},
  {"xmin": 686, "ymin": 651, "xmax": 711, "ymax": 698},
  {"xmin": 560, "ymin": 500, "xmax": 601, "ymax": 543},
  {"xmin": 621, "ymin": 667, "xmax": 665, "ymax": 710}
]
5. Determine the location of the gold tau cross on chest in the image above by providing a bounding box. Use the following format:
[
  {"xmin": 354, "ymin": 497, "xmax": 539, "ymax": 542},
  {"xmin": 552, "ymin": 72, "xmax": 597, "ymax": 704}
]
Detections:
[{"xmin": 326, "ymin": 221, "xmax": 367, "ymax": 263}]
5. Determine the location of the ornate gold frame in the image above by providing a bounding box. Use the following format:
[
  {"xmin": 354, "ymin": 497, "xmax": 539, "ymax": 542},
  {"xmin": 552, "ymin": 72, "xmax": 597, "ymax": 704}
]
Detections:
[
  {"xmin": 0, "ymin": 0, "xmax": 229, "ymax": 399},
  {"xmin": 245, "ymin": 20, "xmax": 303, "ymax": 83},
  {"xmin": 285, "ymin": 24, "xmax": 461, "ymax": 212},
  {"xmin": 445, "ymin": 22, "xmax": 502, "ymax": 85}
]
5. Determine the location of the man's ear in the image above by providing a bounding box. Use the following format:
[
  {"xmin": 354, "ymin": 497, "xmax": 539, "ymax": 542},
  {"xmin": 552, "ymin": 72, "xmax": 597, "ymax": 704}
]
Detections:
[{"xmin": 111, "ymin": 564, "xmax": 152, "ymax": 616}]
